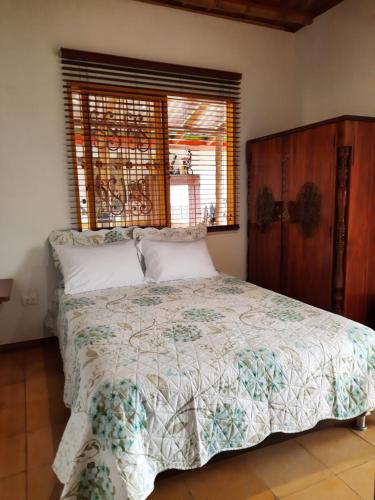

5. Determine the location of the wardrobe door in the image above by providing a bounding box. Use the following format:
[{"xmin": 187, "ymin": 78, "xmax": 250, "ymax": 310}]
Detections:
[
  {"xmin": 342, "ymin": 120, "xmax": 375, "ymax": 326},
  {"xmin": 283, "ymin": 124, "xmax": 337, "ymax": 310},
  {"xmin": 247, "ymin": 137, "xmax": 285, "ymax": 292}
]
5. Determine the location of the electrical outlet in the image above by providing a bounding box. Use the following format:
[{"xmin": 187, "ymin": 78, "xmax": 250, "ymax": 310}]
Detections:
[{"xmin": 21, "ymin": 291, "xmax": 39, "ymax": 306}]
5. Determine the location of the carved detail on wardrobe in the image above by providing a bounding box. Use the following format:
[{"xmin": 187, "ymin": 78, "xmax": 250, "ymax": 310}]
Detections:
[
  {"xmin": 256, "ymin": 187, "xmax": 283, "ymax": 231},
  {"xmin": 288, "ymin": 182, "xmax": 322, "ymax": 236},
  {"xmin": 332, "ymin": 146, "xmax": 351, "ymax": 314},
  {"xmin": 256, "ymin": 187, "xmax": 275, "ymax": 231},
  {"xmin": 281, "ymin": 155, "xmax": 290, "ymax": 223}
]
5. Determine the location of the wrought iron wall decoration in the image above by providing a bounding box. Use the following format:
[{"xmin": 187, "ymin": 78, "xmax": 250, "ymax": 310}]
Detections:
[
  {"xmin": 73, "ymin": 91, "xmax": 166, "ymax": 228},
  {"xmin": 129, "ymin": 179, "xmax": 153, "ymax": 216}
]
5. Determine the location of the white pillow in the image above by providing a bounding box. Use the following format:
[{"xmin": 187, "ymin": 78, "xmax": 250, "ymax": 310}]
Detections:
[
  {"xmin": 140, "ymin": 239, "xmax": 218, "ymax": 282},
  {"xmin": 55, "ymin": 240, "xmax": 144, "ymax": 294}
]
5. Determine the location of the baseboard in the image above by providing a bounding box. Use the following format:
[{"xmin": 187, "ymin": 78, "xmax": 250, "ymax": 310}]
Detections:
[{"xmin": 0, "ymin": 336, "xmax": 58, "ymax": 353}]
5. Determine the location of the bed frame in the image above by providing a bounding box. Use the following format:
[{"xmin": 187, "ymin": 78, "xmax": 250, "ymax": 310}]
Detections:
[{"xmin": 352, "ymin": 410, "xmax": 372, "ymax": 431}]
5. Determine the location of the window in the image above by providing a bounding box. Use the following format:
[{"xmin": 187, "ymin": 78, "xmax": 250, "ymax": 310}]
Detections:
[
  {"xmin": 62, "ymin": 49, "xmax": 240, "ymax": 231},
  {"xmin": 167, "ymin": 96, "xmax": 234, "ymax": 227}
]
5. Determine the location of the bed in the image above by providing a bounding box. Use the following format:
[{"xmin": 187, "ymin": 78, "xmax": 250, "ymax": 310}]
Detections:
[{"xmin": 52, "ymin": 273, "xmax": 375, "ymax": 500}]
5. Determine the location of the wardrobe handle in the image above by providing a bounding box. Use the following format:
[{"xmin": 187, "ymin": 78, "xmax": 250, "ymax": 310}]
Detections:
[
  {"xmin": 287, "ymin": 201, "xmax": 298, "ymax": 223},
  {"xmin": 274, "ymin": 201, "xmax": 284, "ymax": 220}
]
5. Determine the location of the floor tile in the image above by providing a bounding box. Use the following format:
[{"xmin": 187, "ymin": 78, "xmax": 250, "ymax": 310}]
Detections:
[
  {"xmin": 0, "ymin": 352, "xmax": 24, "ymax": 387},
  {"xmin": 26, "ymin": 398, "xmax": 70, "ymax": 433},
  {"xmin": 352, "ymin": 412, "xmax": 375, "ymax": 446},
  {"xmin": 353, "ymin": 426, "xmax": 375, "ymax": 446},
  {"xmin": 25, "ymin": 348, "xmax": 62, "ymax": 380},
  {"xmin": 0, "ymin": 383, "xmax": 25, "ymax": 409},
  {"xmin": 238, "ymin": 438, "xmax": 331, "ymax": 497},
  {"xmin": 338, "ymin": 459, "xmax": 375, "ymax": 500},
  {"xmin": 367, "ymin": 410, "xmax": 375, "ymax": 424},
  {"xmin": 0, "ymin": 406, "xmax": 25, "ymax": 437},
  {"xmin": 186, "ymin": 454, "xmax": 276, "ymax": 500},
  {"xmin": 24, "ymin": 346, "xmax": 49, "ymax": 364},
  {"xmin": 296, "ymin": 427, "xmax": 375, "ymax": 473},
  {"xmin": 0, "ymin": 472, "xmax": 26, "ymax": 500},
  {"xmin": 27, "ymin": 423, "xmax": 65, "ymax": 470},
  {"xmin": 0, "ymin": 434, "xmax": 26, "ymax": 479},
  {"xmin": 26, "ymin": 373, "xmax": 64, "ymax": 403},
  {"xmin": 28, "ymin": 464, "xmax": 63, "ymax": 500},
  {"xmin": 150, "ymin": 474, "xmax": 193, "ymax": 499},
  {"xmin": 282, "ymin": 476, "xmax": 361, "ymax": 500}
]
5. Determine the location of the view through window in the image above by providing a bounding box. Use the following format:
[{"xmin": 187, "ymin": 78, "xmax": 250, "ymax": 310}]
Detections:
[{"xmin": 167, "ymin": 96, "xmax": 231, "ymax": 227}]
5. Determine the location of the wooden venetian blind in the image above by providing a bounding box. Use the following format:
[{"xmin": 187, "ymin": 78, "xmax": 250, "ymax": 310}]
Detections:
[{"xmin": 61, "ymin": 48, "xmax": 241, "ymax": 231}]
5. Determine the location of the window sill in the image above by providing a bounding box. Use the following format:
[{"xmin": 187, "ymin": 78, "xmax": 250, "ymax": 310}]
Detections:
[{"xmin": 207, "ymin": 224, "xmax": 240, "ymax": 233}]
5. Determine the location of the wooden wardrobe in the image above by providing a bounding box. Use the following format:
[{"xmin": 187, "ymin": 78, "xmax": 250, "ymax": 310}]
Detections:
[{"xmin": 247, "ymin": 116, "xmax": 375, "ymax": 327}]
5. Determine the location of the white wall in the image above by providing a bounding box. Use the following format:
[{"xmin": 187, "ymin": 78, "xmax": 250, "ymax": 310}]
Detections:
[
  {"xmin": 0, "ymin": 0, "xmax": 298, "ymax": 344},
  {"xmin": 295, "ymin": 0, "xmax": 375, "ymax": 123}
]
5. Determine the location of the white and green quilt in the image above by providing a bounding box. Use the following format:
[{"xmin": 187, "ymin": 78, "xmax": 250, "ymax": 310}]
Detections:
[{"xmin": 53, "ymin": 275, "xmax": 375, "ymax": 499}]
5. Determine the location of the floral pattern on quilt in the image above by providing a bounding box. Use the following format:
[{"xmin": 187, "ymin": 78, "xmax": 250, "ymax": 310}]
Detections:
[
  {"xmin": 90, "ymin": 380, "xmax": 148, "ymax": 456},
  {"xmin": 163, "ymin": 323, "xmax": 203, "ymax": 342},
  {"xmin": 147, "ymin": 285, "xmax": 180, "ymax": 295},
  {"xmin": 201, "ymin": 402, "xmax": 248, "ymax": 455},
  {"xmin": 74, "ymin": 326, "xmax": 117, "ymax": 349},
  {"xmin": 215, "ymin": 285, "xmax": 244, "ymax": 295},
  {"xmin": 131, "ymin": 296, "xmax": 163, "ymax": 307},
  {"xmin": 348, "ymin": 325, "xmax": 375, "ymax": 371},
  {"xmin": 182, "ymin": 308, "xmax": 224, "ymax": 322},
  {"xmin": 53, "ymin": 274, "xmax": 375, "ymax": 500},
  {"xmin": 266, "ymin": 308, "xmax": 305, "ymax": 322},
  {"xmin": 133, "ymin": 223, "xmax": 206, "ymax": 242},
  {"xmin": 64, "ymin": 461, "xmax": 115, "ymax": 500},
  {"xmin": 327, "ymin": 374, "xmax": 368, "ymax": 419},
  {"xmin": 64, "ymin": 297, "xmax": 96, "ymax": 312},
  {"xmin": 236, "ymin": 348, "xmax": 286, "ymax": 401}
]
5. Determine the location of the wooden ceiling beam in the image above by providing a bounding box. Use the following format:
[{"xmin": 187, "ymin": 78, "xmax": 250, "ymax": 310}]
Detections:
[
  {"xmin": 311, "ymin": 0, "xmax": 343, "ymax": 16},
  {"xmin": 135, "ymin": 0, "xmax": 343, "ymax": 32},
  {"xmin": 184, "ymin": 103, "xmax": 210, "ymax": 128},
  {"xmin": 210, "ymin": 0, "xmax": 314, "ymax": 26},
  {"xmin": 137, "ymin": 0, "xmax": 295, "ymax": 30}
]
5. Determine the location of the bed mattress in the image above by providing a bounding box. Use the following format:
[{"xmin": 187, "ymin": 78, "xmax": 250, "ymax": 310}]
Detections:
[{"xmin": 53, "ymin": 275, "xmax": 375, "ymax": 499}]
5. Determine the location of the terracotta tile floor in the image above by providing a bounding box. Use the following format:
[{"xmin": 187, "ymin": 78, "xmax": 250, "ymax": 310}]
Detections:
[{"xmin": 0, "ymin": 343, "xmax": 374, "ymax": 500}]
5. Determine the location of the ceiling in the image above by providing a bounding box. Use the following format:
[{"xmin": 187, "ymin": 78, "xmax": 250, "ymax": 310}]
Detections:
[{"xmin": 136, "ymin": 0, "xmax": 344, "ymax": 32}]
